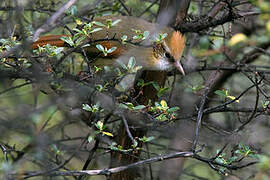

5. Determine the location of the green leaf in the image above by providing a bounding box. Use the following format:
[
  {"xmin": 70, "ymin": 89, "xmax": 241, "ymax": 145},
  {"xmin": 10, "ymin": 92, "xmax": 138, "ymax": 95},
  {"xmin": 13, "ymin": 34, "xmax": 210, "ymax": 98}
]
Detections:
[
  {"xmin": 121, "ymin": 35, "xmax": 128, "ymax": 44},
  {"xmin": 157, "ymin": 87, "xmax": 169, "ymax": 97},
  {"xmin": 132, "ymin": 29, "xmax": 141, "ymax": 34},
  {"xmin": 156, "ymin": 114, "xmax": 168, "ymax": 121},
  {"xmin": 161, "ymin": 33, "xmax": 168, "ymax": 39},
  {"xmin": 145, "ymin": 136, "xmax": 155, "ymax": 142},
  {"xmin": 227, "ymin": 95, "xmax": 240, "ymax": 103},
  {"xmin": 111, "ymin": 19, "xmax": 122, "ymax": 26},
  {"xmin": 103, "ymin": 66, "xmax": 111, "ymax": 72},
  {"xmin": 139, "ymin": 136, "xmax": 155, "ymax": 142},
  {"xmin": 230, "ymin": 156, "xmax": 238, "ymax": 162},
  {"xmin": 127, "ymin": 57, "xmax": 136, "ymax": 69},
  {"xmin": 95, "ymin": 121, "xmax": 104, "ymax": 130},
  {"xmin": 215, "ymin": 90, "xmax": 226, "ymax": 97},
  {"xmin": 82, "ymin": 44, "xmax": 90, "ymax": 48},
  {"xmin": 106, "ymin": 19, "xmax": 113, "ymax": 28},
  {"xmin": 53, "ymin": 47, "xmax": 64, "ymax": 54},
  {"xmin": 167, "ymin": 107, "xmax": 180, "ymax": 112},
  {"xmin": 133, "ymin": 105, "xmax": 146, "ymax": 110},
  {"xmin": 107, "ymin": 47, "xmax": 117, "ymax": 53},
  {"xmin": 126, "ymin": 102, "xmax": 134, "ymax": 109},
  {"xmin": 102, "ymin": 131, "xmax": 114, "ymax": 137},
  {"xmin": 73, "ymin": 28, "xmax": 83, "ymax": 34},
  {"xmin": 119, "ymin": 103, "xmax": 129, "ymax": 109},
  {"xmin": 94, "ymin": 21, "xmax": 106, "ymax": 27},
  {"xmin": 88, "ymin": 135, "xmax": 95, "ymax": 143},
  {"xmin": 155, "ymin": 33, "xmax": 168, "ymax": 43},
  {"xmin": 82, "ymin": 104, "xmax": 92, "ymax": 111},
  {"xmin": 132, "ymin": 140, "xmax": 138, "ymax": 148},
  {"xmin": 133, "ymin": 35, "xmax": 139, "ymax": 40},
  {"xmin": 60, "ymin": 36, "xmax": 74, "ymax": 47},
  {"xmin": 215, "ymin": 157, "xmax": 226, "ymax": 164},
  {"xmin": 89, "ymin": 27, "xmax": 103, "ymax": 34},
  {"xmin": 96, "ymin": 84, "xmax": 103, "ymax": 91},
  {"xmin": 118, "ymin": 61, "xmax": 128, "ymax": 70},
  {"xmin": 70, "ymin": 5, "xmax": 77, "ymax": 16},
  {"xmin": 143, "ymin": 31, "xmax": 150, "ymax": 39},
  {"xmin": 152, "ymin": 82, "xmax": 160, "ymax": 91},
  {"xmin": 160, "ymin": 100, "xmax": 168, "ymax": 108},
  {"xmin": 75, "ymin": 18, "xmax": 83, "ymax": 25},
  {"xmin": 96, "ymin": 44, "xmax": 105, "ymax": 52},
  {"xmin": 262, "ymin": 100, "xmax": 270, "ymax": 108}
]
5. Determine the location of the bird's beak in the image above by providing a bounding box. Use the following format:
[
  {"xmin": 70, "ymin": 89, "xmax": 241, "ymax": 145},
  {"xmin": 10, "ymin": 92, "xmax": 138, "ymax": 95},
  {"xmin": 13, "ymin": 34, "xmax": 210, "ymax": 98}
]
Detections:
[{"xmin": 174, "ymin": 61, "xmax": 185, "ymax": 75}]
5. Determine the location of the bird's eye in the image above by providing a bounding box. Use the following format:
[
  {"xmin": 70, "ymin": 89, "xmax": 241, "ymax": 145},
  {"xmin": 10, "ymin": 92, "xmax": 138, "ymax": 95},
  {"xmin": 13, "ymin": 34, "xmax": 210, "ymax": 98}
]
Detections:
[
  {"xmin": 165, "ymin": 52, "xmax": 171, "ymax": 58},
  {"xmin": 165, "ymin": 52, "xmax": 175, "ymax": 62}
]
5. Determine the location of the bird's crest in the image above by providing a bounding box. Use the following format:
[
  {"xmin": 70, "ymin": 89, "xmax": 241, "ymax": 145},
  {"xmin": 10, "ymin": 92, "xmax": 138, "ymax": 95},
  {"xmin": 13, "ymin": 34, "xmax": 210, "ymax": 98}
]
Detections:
[{"xmin": 170, "ymin": 31, "xmax": 185, "ymax": 60}]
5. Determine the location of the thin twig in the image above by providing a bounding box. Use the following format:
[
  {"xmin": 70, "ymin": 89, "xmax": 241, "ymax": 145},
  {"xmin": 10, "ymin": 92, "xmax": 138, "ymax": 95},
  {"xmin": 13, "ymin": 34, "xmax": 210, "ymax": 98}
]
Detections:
[
  {"xmin": 138, "ymin": 0, "xmax": 158, "ymax": 17},
  {"xmin": 121, "ymin": 114, "xmax": 137, "ymax": 146},
  {"xmin": 118, "ymin": 0, "xmax": 132, "ymax": 16},
  {"xmin": 33, "ymin": 0, "xmax": 77, "ymax": 40},
  {"xmin": 17, "ymin": 151, "xmax": 195, "ymax": 177},
  {"xmin": 191, "ymin": 87, "xmax": 209, "ymax": 151}
]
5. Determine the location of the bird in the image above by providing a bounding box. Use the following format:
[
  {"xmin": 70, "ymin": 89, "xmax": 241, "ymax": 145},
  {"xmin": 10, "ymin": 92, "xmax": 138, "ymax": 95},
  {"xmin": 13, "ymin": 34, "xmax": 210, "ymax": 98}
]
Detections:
[{"xmin": 32, "ymin": 15, "xmax": 186, "ymax": 75}]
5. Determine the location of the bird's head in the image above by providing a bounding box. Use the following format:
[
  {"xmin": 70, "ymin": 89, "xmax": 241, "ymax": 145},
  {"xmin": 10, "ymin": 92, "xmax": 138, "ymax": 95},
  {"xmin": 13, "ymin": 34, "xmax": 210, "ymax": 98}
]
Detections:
[{"xmin": 149, "ymin": 31, "xmax": 185, "ymax": 75}]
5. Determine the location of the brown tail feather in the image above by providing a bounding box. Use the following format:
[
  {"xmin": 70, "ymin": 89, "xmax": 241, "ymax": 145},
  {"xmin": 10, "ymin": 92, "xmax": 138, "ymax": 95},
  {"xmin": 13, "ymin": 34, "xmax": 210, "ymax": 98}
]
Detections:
[{"xmin": 32, "ymin": 35, "xmax": 71, "ymax": 49}]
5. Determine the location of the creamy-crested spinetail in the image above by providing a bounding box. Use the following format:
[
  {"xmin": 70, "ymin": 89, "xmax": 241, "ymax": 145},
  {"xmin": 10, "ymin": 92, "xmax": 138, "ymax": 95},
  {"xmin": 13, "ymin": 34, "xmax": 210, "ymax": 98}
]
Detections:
[{"xmin": 32, "ymin": 15, "xmax": 186, "ymax": 75}]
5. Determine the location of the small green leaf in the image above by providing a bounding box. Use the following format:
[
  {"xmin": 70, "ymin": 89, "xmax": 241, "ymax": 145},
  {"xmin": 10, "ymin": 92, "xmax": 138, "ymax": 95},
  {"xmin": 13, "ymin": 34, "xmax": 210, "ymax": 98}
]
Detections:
[
  {"xmin": 118, "ymin": 61, "xmax": 128, "ymax": 70},
  {"xmin": 53, "ymin": 47, "xmax": 64, "ymax": 54},
  {"xmin": 82, "ymin": 104, "xmax": 92, "ymax": 111},
  {"xmin": 139, "ymin": 136, "xmax": 155, "ymax": 142},
  {"xmin": 119, "ymin": 103, "xmax": 129, "ymax": 109},
  {"xmin": 167, "ymin": 107, "xmax": 180, "ymax": 112},
  {"xmin": 89, "ymin": 27, "xmax": 103, "ymax": 34},
  {"xmin": 73, "ymin": 28, "xmax": 83, "ymax": 34},
  {"xmin": 75, "ymin": 18, "xmax": 83, "ymax": 25},
  {"xmin": 152, "ymin": 82, "xmax": 160, "ymax": 91},
  {"xmin": 156, "ymin": 114, "xmax": 168, "ymax": 121},
  {"xmin": 133, "ymin": 105, "xmax": 146, "ymax": 110},
  {"xmin": 157, "ymin": 87, "xmax": 169, "ymax": 97},
  {"xmin": 143, "ymin": 31, "xmax": 150, "ymax": 40},
  {"xmin": 82, "ymin": 44, "xmax": 90, "ymax": 48},
  {"xmin": 103, "ymin": 66, "xmax": 111, "ymax": 72},
  {"xmin": 102, "ymin": 131, "xmax": 114, "ymax": 137},
  {"xmin": 70, "ymin": 5, "xmax": 77, "ymax": 15},
  {"xmin": 127, "ymin": 57, "xmax": 136, "ymax": 69},
  {"xmin": 96, "ymin": 44, "xmax": 105, "ymax": 52},
  {"xmin": 121, "ymin": 35, "xmax": 127, "ymax": 44},
  {"xmin": 126, "ymin": 102, "xmax": 134, "ymax": 109},
  {"xmin": 88, "ymin": 135, "xmax": 95, "ymax": 143},
  {"xmin": 229, "ymin": 156, "xmax": 238, "ymax": 162},
  {"xmin": 60, "ymin": 36, "xmax": 74, "ymax": 47},
  {"xmin": 227, "ymin": 95, "xmax": 240, "ymax": 103},
  {"xmin": 132, "ymin": 140, "xmax": 138, "ymax": 148},
  {"xmin": 215, "ymin": 157, "xmax": 226, "ymax": 164},
  {"xmin": 111, "ymin": 19, "xmax": 122, "ymax": 26},
  {"xmin": 107, "ymin": 47, "xmax": 117, "ymax": 53},
  {"xmin": 160, "ymin": 100, "xmax": 167, "ymax": 108},
  {"xmin": 94, "ymin": 21, "xmax": 106, "ymax": 27},
  {"xmin": 215, "ymin": 90, "xmax": 226, "ymax": 97},
  {"xmin": 262, "ymin": 100, "xmax": 269, "ymax": 108},
  {"xmin": 161, "ymin": 33, "xmax": 168, "ymax": 39},
  {"xmin": 145, "ymin": 136, "xmax": 155, "ymax": 142},
  {"xmin": 95, "ymin": 121, "xmax": 104, "ymax": 130},
  {"xmin": 106, "ymin": 19, "xmax": 113, "ymax": 28}
]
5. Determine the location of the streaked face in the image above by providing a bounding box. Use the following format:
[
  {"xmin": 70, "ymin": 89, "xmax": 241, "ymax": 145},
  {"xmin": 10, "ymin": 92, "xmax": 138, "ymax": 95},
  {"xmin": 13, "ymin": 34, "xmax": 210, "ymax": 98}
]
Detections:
[{"xmin": 151, "ymin": 42, "xmax": 185, "ymax": 75}]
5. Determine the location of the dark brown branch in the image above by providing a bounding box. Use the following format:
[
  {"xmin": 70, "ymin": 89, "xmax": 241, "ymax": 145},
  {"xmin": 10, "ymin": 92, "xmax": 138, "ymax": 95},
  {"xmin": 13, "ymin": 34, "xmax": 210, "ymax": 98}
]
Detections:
[{"xmin": 178, "ymin": 11, "xmax": 259, "ymax": 33}]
